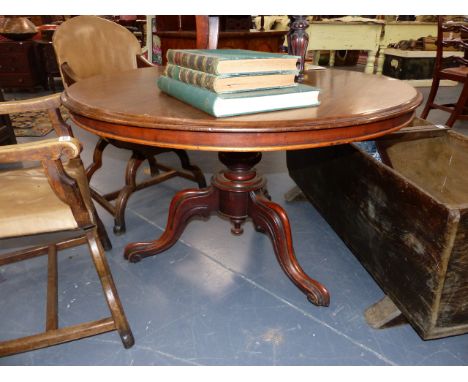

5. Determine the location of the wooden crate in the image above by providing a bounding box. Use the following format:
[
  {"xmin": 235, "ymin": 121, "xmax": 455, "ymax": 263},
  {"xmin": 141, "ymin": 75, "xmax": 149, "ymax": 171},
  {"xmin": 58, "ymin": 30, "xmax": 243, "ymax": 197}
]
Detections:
[{"xmin": 287, "ymin": 127, "xmax": 468, "ymax": 339}]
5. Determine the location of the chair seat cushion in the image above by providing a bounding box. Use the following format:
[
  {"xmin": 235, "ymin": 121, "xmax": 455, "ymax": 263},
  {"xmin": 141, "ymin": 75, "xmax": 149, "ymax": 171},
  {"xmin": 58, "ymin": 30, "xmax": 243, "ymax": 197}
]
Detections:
[
  {"xmin": 441, "ymin": 66, "xmax": 468, "ymax": 78},
  {"xmin": 0, "ymin": 161, "xmax": 92, "ymax": 239}
]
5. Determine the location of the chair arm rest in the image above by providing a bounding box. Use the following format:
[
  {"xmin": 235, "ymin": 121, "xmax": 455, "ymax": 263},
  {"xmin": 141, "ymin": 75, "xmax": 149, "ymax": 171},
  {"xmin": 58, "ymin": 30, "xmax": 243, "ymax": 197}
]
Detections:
[
  {"xmin": 0, "ymin": 137, "xmax": 81, "ymax": 164},
  {"xmin": 0, "ymin": 92, "xmax": 73, "ymax": 137},
  {"xmin": 136, "ymin": 54, "xmax": 155, "ymax": 68},
  {"xmin": 0, "ymin": 93, "xmax": 62, "ymax": 114}
]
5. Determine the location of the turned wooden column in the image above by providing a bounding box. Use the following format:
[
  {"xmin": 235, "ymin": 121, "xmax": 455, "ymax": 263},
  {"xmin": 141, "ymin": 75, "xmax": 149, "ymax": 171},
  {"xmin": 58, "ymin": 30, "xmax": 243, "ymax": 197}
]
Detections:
[
  {"xmin": 213, "ymin": 152, "xmax": 265, "ymax": 235},
  {"xmin": 287, "ymin": 15, "xmax": 309, "ymax": 82}
]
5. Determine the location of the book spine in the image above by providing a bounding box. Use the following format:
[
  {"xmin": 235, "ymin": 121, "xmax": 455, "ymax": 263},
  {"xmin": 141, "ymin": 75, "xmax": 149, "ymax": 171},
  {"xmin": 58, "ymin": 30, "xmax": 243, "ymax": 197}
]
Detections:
[
  {"xmin": 157, "ymin": 76, "xmax": 218, "ymax": 116},
  {"xmin": 166, "ymin": 50, "xmax": 219, "ymax": 75},
  {"xmin": 165, "ymin": 64, "xmax": 217, "ymax": 91}
]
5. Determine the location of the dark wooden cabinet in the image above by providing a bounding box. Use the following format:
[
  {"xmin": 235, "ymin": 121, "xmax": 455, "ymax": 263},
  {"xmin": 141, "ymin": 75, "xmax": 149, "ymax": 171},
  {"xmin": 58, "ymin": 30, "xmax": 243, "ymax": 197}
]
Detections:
[
  {"xmin": 154, "ymin": 15, "xmax": 287, "ymax": 65},
  {"xmin": 35, "ymin": 40, "xmax": 61, "ymax": 92},
  {"xmin": 0, "ymin": 40, "xmax": 42, "ymax": 91}
]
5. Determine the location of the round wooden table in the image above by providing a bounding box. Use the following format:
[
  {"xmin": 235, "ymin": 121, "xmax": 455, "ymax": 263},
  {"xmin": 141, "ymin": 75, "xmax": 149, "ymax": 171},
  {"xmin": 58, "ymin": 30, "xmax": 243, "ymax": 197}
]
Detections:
[{"xmin": 62, "ymin": 66, "xmax": 422, "ymax": 307}]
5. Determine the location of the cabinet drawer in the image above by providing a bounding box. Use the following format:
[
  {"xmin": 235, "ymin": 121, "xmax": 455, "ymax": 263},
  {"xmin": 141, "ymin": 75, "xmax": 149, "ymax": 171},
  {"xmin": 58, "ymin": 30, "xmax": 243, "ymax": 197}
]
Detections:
[
  {"xmin": 0, "ymin": 73, "xmax": 37, "ymax": 87},
  {"xmin": 0, "ymin": 41, "xmax": 32, "ymax": 54},
  {"xmin": 0, "ymin": 55, "xmax": 32, "ymax": 72}
]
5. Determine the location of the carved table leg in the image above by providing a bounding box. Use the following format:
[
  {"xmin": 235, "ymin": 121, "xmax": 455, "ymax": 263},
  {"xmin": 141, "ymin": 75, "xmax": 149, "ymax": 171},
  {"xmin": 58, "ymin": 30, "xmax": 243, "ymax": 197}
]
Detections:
[
  {"xmin": 124, "ymin": 187, "xmax": 219, "ymax": 263},
  {"xmin": 249, "ymin": 191, "xmax": 330, "ymax": 306},
  {"xmin": 124, "ymin": 151, "xmax": 330, "ymax": 306}
]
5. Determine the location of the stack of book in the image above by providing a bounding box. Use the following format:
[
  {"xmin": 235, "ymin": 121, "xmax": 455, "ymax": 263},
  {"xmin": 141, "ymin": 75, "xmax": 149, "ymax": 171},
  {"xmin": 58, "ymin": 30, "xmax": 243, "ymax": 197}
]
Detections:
[{"xmin": 157, "ymin": 49, "xmax": 321, "ymax": 117}]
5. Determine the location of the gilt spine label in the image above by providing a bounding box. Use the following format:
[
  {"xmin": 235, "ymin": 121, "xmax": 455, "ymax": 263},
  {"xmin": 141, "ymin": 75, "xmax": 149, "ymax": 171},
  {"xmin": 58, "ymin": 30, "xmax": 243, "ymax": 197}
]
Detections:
[
  {"xmin": 167, "ymin": 51, "xmax": 219, "ymax": 74},
  {"xmin": 165, "ymin": 65, "xmax": 216, "ymax": 91}
]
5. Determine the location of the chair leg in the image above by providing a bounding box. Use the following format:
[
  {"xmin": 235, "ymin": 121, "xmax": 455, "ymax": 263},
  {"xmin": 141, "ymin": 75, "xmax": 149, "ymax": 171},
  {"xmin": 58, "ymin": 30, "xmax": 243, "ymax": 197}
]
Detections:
[
  {"xmin": 173, "ymin": 149, "xmax": 207, "ymax": 188},
  {"xmin": 113, "ymin": 151, "xmax": 145, "ymax": 235},
  {"xmin": 0, "ymin": 234, "xmax": 133, "ymax": 357},
  {"xmin": 94, "ymin": 210, "xmax": 113, "ymax": 251},
  {"xmin": 420, "ymin": 76, "xmax": 440, "ymax": 120},
  {"xmin": 86, "ymin": 229, "xmax": 134, "ymax": 348},
  {"xmin": 46, "ymin": 245, "xmax": 59, "ymax": 331},
  {"xmin": 71, "ymin": 155, "xmax": 113, "ymax": 251},
  {"xmin": 445, "ymin": 81, "xmax": 468, "ymax": 127}
]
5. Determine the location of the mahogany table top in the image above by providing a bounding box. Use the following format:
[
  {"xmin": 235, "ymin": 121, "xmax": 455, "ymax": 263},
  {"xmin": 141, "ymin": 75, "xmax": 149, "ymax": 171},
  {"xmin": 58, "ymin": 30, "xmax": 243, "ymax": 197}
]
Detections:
[{"xmin": 62, "ymin": 66, "xmax": 423, "ymax": 152}]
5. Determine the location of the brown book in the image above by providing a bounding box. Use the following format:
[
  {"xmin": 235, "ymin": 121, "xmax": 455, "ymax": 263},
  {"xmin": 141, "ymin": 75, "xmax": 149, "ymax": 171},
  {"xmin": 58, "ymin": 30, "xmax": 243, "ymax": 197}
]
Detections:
[
  {"xmin": 164, "ymin": 64, "xmax": 298, "ymax": 93},
  {"xmin": 166, "ymin": 49, "xmax": 300, "ymax": 75}
]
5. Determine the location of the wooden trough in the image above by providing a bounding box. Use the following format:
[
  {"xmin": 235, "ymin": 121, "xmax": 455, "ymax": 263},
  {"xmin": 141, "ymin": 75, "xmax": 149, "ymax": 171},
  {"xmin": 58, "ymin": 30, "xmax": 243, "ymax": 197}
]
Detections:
[{"xmin": 287, "ymin": 126, "xmax": 468, "ymax": 339}]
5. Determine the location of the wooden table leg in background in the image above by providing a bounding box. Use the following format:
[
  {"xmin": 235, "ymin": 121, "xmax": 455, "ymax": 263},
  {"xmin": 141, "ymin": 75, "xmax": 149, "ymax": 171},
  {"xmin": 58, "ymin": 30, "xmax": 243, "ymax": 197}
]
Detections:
[
  {"xmin": 365, "ymin": 49, "xmax": 378, "ymax": 74},
  {"xmin": 124, "ymin": 152, "xmax": 330, "ymax": 307},
  {"xmin": 376, "ymin": 44, "xmax": 387, "ymax": 75}
]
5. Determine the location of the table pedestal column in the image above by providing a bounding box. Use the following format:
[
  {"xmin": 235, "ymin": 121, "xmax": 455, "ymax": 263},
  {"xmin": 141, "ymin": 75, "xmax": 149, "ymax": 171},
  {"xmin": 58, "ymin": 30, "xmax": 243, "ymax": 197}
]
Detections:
[{"xmin": 124, "ymin": 152, "xmax": 330, "ymax": 307}]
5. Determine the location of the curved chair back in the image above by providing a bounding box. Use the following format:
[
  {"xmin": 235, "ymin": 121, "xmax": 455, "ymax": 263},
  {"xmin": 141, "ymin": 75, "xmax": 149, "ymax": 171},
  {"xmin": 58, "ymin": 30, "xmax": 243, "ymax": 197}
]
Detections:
[
  {"xmin": 53, "ymin": 15, "xmax": 142, "ymax": 84},
  {"xmin": 420, "ymin": 16, "xmax": 468, "ymax": 127},
  {"xmin": 434, "ymin": 16, "xmax": 468, "ymax": 72}
]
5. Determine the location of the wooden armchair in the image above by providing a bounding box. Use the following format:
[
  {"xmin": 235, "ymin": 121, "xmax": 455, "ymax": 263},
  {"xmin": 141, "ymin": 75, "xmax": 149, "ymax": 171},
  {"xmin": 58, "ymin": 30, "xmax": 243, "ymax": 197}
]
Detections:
[
  {"xmin": 53, "ymin": 15, "xmax": 207, "ymax": 235},
  {"xmin": 420, "ymin": 16, "xmax": 468, "ymax": 127},
  {"xmin": 0, "ymin": 94, "xmax": 134, "ymax": 357}
]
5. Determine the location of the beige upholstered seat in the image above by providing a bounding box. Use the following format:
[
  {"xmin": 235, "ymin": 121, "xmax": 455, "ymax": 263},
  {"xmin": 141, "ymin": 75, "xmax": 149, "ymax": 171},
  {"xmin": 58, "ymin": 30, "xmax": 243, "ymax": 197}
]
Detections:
[
  {"xmin": 0, "ymin": 154, "xmax": 97, "ymax": 238},
  {"xmin": 0, "ymin": 166, "xmax": 78, "ymax": 238}
]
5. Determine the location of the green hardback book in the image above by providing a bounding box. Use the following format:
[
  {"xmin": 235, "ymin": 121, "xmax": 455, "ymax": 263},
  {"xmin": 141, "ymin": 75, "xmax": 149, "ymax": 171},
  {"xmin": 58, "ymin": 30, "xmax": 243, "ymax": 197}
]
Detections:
[
  {"xmin": 164, "ymin": 64, "xmax": 298, "ymax": 93},
  {"xmin": 166, "ymin": 49, "xmax": 300, "ymax": 75},
  {"xmin": 157, "ymin": 75, "xmax": 320, "ymax": 118}
]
